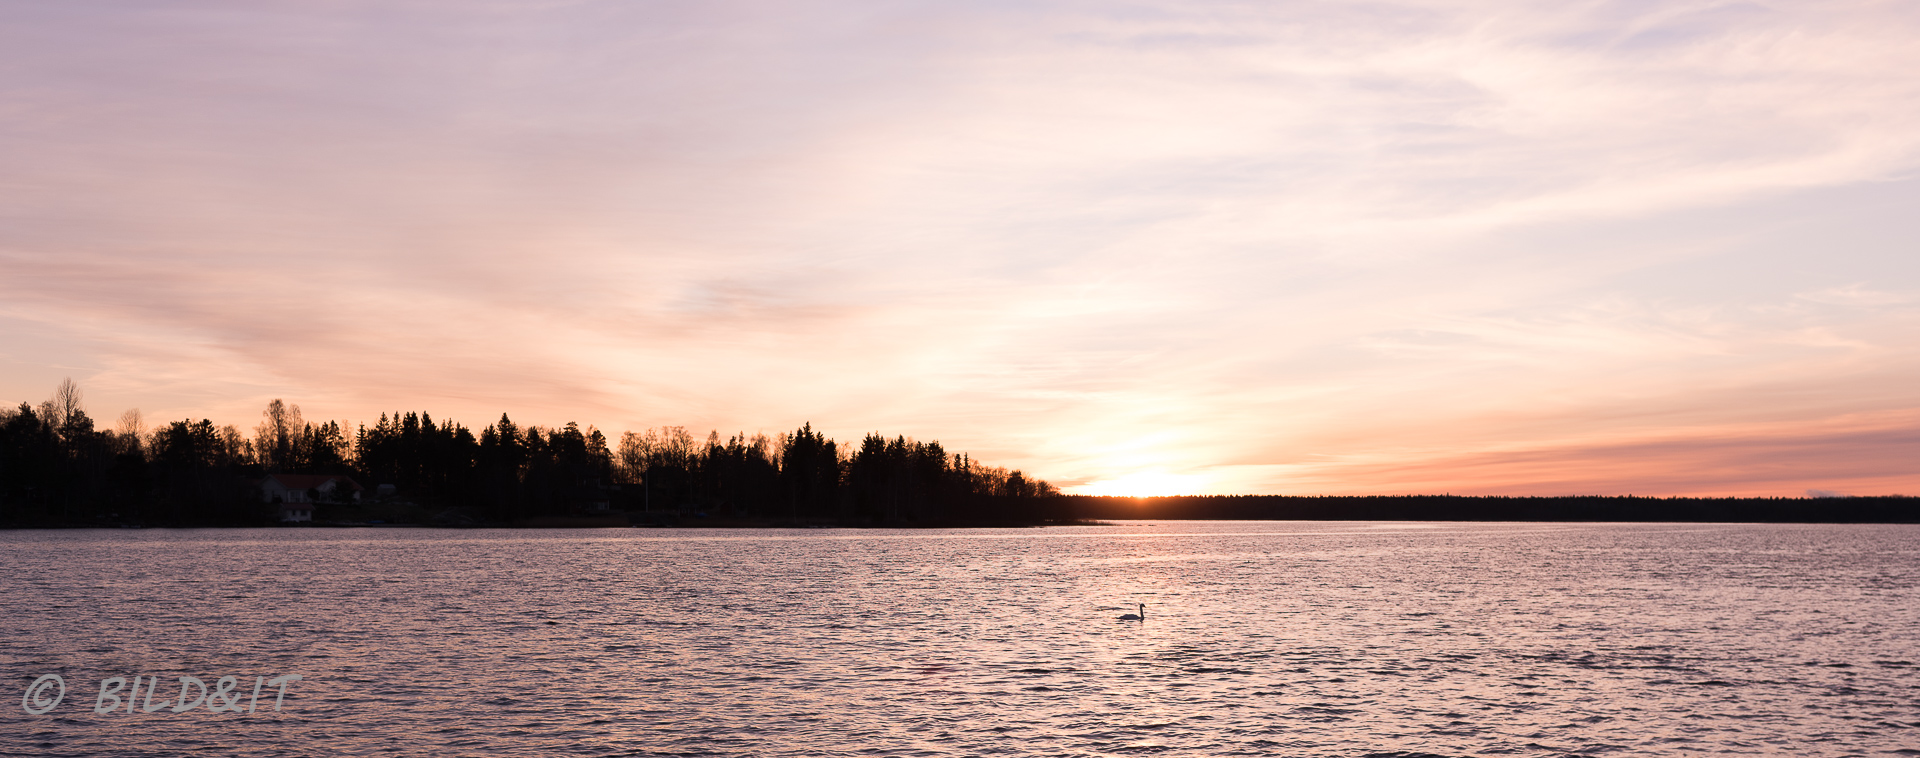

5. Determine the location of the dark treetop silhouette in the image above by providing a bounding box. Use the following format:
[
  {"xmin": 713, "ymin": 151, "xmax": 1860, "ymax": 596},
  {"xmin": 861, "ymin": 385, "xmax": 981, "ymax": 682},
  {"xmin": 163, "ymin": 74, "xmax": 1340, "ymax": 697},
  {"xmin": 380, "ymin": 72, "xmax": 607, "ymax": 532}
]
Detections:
[
  {"xmin": 2, "ymin": 381, "xmax": 1914, "ymax": 526},
  {"xmin": 0, "ymin": 382, "xmax": 1062, "ymax": 527}
]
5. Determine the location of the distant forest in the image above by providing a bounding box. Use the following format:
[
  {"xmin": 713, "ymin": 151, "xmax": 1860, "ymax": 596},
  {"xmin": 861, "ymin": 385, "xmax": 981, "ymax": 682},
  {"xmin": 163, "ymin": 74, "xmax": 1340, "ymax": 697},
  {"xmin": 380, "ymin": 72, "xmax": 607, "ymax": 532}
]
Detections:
[
  {"xmin": 0, "ymin": 380, "xmax": 1063, "ymax": 526},
  {"xmin": 1063, "ymin": 494, "xmax": 1919, "ymax": 524},
  {"xmin": 3, "ymin": 380, "xmax": 1914, "ymax": 527}
]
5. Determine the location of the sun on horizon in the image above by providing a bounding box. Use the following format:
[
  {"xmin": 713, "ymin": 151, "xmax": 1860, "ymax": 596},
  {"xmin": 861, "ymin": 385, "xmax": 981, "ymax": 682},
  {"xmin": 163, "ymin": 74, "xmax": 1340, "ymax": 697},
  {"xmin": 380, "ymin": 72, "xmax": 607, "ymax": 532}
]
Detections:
[{"xmin": 1069, "ymin": 471, "xmax": 1209, "ymax": 498}]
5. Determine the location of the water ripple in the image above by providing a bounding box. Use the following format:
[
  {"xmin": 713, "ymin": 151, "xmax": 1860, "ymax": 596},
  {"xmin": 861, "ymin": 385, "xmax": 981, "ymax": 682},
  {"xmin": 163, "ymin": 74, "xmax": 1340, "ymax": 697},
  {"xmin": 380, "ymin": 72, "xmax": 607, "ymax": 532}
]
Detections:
[{"xmin": 2, "ymin": 522, "xmax": 1916, "ymax": 756}]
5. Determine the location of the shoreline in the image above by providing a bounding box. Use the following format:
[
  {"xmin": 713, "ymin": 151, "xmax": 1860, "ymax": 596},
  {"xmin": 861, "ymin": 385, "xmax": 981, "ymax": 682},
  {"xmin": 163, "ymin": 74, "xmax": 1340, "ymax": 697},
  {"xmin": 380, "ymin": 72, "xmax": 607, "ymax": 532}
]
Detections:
[{"xmin": 8, "ymin": 515, "xmax": 1920, "ymax": 529}]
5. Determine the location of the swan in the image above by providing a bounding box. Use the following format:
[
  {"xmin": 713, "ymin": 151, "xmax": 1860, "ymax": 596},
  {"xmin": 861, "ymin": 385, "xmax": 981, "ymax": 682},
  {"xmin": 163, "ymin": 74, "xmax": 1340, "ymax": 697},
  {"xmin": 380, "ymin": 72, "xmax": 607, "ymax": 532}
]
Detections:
[{"xmin": 1118, "ymin": 603, "xmax": 1145, "ymax": 621}]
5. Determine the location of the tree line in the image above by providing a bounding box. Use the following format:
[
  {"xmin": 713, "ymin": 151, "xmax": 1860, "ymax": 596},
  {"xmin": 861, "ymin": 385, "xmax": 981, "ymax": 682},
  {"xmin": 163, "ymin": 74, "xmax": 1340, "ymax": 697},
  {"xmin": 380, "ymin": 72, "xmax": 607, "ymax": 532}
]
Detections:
[
  {"xmin": 10, "ymin": 379, "xmax": 1910, "ymax": 527},
  {"xmin": 0, "ymin": 380, "xmax": 1062, "ymax": 526},
  {"xmin": 1064, "ymin": 494, "xmax": 1920, "ymax": 523}
]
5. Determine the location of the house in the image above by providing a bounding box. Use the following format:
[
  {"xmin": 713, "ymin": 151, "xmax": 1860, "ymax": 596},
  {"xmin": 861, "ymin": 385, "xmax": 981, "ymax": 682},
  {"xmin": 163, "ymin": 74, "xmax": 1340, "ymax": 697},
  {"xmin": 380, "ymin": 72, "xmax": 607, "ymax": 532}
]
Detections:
[
  {"xmin": 573, "ymin": 477, "xmax": 613, "ymax": 513},
  {"xmin": 259, "ymin": 474, "xmax": 364, "ymax": 522}
]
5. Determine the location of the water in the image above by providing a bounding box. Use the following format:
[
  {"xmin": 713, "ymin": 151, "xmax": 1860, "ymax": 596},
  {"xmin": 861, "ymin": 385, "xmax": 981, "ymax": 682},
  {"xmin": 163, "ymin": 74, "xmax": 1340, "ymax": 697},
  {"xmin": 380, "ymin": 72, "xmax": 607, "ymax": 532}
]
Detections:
[{"xmin": 4, "ymin": 522, "xmax": 1917, "ymax": 757}]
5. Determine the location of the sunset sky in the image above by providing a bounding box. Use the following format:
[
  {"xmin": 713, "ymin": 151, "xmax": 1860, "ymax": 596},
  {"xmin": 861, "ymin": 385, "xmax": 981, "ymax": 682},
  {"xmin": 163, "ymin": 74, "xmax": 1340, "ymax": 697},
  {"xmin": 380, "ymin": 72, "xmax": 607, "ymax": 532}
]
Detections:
[{"xmin": 4, "ymin": 1, "xmax": 1918, "ymax": 496}]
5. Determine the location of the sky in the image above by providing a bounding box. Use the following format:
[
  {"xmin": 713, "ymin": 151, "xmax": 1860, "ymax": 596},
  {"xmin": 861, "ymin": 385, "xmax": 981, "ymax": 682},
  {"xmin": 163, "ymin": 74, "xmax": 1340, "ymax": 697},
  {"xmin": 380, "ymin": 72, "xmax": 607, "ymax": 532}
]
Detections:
[{"xmin": 4, "ymin": 0, "xmax": 1919, "ymax": 497}]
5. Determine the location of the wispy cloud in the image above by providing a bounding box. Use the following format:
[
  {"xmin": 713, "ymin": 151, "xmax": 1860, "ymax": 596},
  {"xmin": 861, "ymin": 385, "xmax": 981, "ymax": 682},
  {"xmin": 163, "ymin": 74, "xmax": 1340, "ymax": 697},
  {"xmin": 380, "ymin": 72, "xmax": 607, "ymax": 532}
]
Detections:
[{"xmin": 4, "ymin": 0, "xmax": 1919, "ymax": 494}]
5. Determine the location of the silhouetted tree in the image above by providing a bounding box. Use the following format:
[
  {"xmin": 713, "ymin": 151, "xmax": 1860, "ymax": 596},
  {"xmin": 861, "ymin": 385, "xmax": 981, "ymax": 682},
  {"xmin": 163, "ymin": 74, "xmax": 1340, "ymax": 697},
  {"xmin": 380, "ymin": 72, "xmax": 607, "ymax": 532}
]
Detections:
[
  {"xmin": 255, "ymin": 399, "xmax": 302, "ymax": 472},
  {"xmin": 0, "ymin": 383, "xmax": 1070, "ymax": 525},
  {"xmin": 780, "ymin": 423, "xmax": 840, "ymax": 520}
]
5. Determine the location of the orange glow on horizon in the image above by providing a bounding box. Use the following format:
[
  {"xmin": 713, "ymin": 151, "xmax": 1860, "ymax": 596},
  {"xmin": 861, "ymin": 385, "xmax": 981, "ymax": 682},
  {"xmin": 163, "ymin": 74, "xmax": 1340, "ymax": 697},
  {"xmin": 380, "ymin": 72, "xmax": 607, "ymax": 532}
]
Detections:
[{"xmin": 5, "ymin": 2, "xmax": 1920, "ymax": 497}]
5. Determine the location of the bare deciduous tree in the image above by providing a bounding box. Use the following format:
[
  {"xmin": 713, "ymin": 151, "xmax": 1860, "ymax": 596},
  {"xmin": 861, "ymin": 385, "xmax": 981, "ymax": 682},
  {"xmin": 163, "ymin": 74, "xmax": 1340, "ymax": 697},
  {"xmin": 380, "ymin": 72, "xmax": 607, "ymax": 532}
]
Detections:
[
  {"xmin": 116, "ymin": 408, "xmax": 145, "ymax": 456},
  {"xmin": 255, "ymin": 399, "xmax": 303, "ymax": 471},
  {"xmin": 39, "ymin": 378, "xmax": 84, "ymax": 435}
]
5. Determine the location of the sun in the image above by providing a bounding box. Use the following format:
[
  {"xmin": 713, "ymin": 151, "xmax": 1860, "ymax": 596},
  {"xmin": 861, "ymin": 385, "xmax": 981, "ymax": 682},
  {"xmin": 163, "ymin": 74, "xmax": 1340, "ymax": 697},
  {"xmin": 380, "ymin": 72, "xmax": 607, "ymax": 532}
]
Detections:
[{"xmin": 1071, "ymin": 471, "xmax": 1206, "ymax": 497}]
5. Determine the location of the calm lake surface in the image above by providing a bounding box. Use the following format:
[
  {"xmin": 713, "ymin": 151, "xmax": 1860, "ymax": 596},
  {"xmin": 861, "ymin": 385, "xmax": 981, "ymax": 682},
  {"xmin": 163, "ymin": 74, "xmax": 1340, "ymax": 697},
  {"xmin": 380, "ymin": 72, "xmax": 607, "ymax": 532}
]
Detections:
[{"xmin": 4, "ymin": 522, "xmax": 1917, "ymax": 757}]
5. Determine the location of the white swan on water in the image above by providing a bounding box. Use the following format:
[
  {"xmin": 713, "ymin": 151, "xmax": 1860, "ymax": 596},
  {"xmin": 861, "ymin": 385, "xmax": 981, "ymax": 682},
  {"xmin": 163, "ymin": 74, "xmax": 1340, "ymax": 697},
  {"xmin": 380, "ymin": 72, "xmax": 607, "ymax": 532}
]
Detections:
[{"xmin": 1118, "ymin": 603, "xmax": 1145, "ymax": 621}]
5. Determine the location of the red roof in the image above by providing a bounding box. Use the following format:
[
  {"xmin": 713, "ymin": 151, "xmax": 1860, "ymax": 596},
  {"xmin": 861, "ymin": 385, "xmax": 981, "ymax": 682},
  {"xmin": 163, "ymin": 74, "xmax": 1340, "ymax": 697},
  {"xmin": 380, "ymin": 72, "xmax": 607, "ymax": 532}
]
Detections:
[{"xmin": 262, "ymin": 474, "xmax": 364, "ymax": 492}]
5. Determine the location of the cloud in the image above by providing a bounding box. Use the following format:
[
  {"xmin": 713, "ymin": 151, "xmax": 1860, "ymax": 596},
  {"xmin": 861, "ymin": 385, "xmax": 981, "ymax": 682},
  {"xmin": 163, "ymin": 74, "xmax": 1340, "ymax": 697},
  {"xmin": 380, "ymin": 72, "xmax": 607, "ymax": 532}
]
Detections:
[
  {"xmin": 1259, "ymin": 412, "xmax": 1920, "ymax": 497},
  {"xmin": 4, "ymin": 0, "xmax": 1920, "ymax": 494}
]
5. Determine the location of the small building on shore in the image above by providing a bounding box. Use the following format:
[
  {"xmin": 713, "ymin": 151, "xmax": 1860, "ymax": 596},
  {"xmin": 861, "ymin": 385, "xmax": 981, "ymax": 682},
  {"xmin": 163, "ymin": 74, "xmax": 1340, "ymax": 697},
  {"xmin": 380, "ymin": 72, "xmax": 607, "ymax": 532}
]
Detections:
[{"xmin": 259, "ymin": 474, "xmax": 364, "ymax": 522}]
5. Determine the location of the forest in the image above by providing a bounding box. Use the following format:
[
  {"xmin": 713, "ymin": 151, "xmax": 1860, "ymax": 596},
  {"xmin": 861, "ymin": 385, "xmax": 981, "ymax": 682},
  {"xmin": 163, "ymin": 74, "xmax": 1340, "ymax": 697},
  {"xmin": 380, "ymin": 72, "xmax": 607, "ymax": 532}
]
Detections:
[
  {"xmin": 1063, "ymin": 493, "xmax": 1919, "ymax": 523},
  {"xmin": 4, "ymin": 380, "xmax": 1914, "ymax": 527},
  {"xmin": 0, "ymin": 380, "xmax": 1063, "ymax": 526}
]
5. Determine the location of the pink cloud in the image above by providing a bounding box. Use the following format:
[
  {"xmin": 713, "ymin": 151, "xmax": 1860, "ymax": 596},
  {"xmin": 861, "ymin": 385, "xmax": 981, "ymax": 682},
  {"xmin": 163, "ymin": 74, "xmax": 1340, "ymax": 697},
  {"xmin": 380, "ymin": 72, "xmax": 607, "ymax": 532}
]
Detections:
[{"xmin": 6, "ymin": 1, "xmax": 1920, "ymax": 494}]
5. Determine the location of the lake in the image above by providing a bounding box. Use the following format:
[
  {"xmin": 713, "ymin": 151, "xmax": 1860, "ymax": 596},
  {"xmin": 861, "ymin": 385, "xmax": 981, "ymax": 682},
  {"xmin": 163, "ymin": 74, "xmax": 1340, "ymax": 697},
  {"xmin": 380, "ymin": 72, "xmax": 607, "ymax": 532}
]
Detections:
[{"xmin": 5, "ymin": 522, "xmax": 1917, "ymax": 756}]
